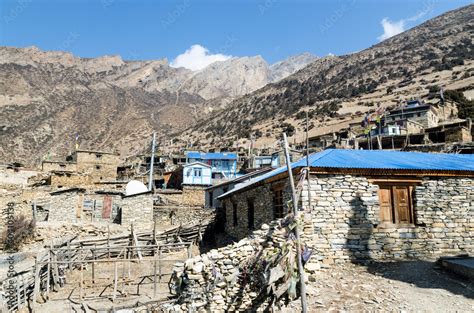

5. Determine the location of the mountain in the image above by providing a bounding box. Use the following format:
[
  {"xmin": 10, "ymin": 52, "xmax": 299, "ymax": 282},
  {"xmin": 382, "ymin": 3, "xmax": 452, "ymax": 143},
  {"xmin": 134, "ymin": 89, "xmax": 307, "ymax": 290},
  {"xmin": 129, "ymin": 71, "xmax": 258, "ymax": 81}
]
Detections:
[
  {"xmin": 176, "ymin": 4, "xmax": 474, "ymax": 151},
  {"xmin": 0, "ymin": 46, "xmax": 316, "ymax": 165},
  {"xmin": 269, "ymin": 52, "xmax": 319, "ymax": 82}
]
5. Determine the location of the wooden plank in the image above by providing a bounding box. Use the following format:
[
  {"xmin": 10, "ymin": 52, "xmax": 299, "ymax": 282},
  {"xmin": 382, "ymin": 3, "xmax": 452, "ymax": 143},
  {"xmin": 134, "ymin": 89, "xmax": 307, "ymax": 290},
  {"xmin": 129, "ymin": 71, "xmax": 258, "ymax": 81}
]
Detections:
[
  {"xmin": 32, "ymin": 257, "xmax": 40, "ymax": 311},
  {"xmin": 378, "ymin": 186, "xmax": 393, "ymax": 223}
]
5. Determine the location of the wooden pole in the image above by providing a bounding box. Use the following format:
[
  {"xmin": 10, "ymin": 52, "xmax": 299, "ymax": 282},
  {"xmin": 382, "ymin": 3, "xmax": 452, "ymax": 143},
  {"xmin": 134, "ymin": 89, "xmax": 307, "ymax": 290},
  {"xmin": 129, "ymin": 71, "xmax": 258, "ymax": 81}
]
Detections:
[
  {"xmin": 158, "ymin": 247, "xmax": 162, "ymax": 283},
  {"xmin": 283, "ymin": 133, "xmax": 308, "ymax": 313},
  {"xmin": 67, "ymin": 241, "xmax": 72, "ymax": 271},
  {"xmin": 46, "ymin": 251, "xmax": 51, "ymax": 297},
  {"xmin": 153, "ymin": 247, "xmax": 158, "ymax": 298},
  {"xmin": 32, "ymin": 257, "xmax": 40, "ymax": 311},
  {"xmin": 107, "ymin": 225, "xmax": 111, "ymax": 259},
  {"xmin": 113, "ymin": 261, "xmax": 118, "ymax": 302},
  {"xmin": 91, "ymin": 250, "xmax": 95, "ymax": 283},
  {"xmin": 16, "ymin": 277, "xmax": 20, "ymax": 310},
  {"xmin": 21, "ymin": 274, "xmax": 26, "ymax": 309},
  {"xmin": 305, "ymin": 111, "xmax": 312, "ymax": 212}
]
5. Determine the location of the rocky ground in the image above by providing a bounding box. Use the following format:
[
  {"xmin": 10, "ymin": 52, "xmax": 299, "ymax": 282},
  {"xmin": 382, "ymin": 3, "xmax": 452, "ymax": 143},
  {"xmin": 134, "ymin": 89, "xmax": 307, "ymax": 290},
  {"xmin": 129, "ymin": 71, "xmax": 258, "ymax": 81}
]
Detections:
[{"xmin": 283, "ymin": 261, "xmax": 473, "ymax": 312}]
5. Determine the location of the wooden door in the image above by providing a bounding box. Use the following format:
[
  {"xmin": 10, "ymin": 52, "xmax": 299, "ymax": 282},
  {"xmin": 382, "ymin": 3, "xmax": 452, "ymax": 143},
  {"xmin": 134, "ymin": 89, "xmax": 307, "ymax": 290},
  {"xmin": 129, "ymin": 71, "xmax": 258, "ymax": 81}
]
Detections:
[
  {"xmin": 102, "ymin": 195, "xmax": 112, "ymax": 219},
  {"xmin": 393, "ymin": 186, "xmax": 411, "ymax": 224},
  {"xmin": 378, "ymin": 186, "xmax": 393, "ymax": 223}
]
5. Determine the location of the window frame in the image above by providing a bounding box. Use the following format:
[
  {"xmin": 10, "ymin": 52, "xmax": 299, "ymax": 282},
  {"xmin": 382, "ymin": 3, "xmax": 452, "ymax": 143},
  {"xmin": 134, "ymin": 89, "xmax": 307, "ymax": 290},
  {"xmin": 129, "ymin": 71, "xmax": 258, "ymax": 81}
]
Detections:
[
  {"xmin": 272, "ymin": 184, "xmax": 285, "ymax": 219},
  {"xmin": 371, "ymin": 179, "xmax": 420, "ymax": 227},
  {"xmin": 247, "ymin": 197, "xmax": 255, "ymax": 230}
]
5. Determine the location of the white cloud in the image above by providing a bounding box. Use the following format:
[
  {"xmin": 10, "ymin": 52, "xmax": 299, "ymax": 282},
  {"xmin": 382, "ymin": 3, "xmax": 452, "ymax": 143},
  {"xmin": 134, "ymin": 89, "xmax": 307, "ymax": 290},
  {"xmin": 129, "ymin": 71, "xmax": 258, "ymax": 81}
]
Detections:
[
  {"xmin": 170, "ymin": 44, "xmax": 232, "ymax": 71},
  {"xmin": 377, "ymin": 18, "xmax": 406, "ymax": 41},
  {"xmin": 377, "ymin": 5, "xmax": 432, "ymax": 42}
]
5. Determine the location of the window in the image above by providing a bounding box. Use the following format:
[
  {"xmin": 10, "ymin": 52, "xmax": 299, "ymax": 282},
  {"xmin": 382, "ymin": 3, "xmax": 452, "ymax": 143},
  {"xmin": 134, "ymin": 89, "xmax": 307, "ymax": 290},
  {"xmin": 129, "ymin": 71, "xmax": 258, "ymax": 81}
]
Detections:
[
  {"xmin": 194, "ymin": 168, "xmax": 202, "ymax": 177},
  {"xmin": 95, "ymin": 153, "xmax": 102, "ymax": 159},
  {"xmin": 232, "ymin": 201, "xmax": 238, "ymax": 226},
  {"xmin": 95, "ymin": 165, "xmax": 101, "ymax": 170},
  {"xmin": 247, "ymin": 198, "xmax": 255, "ymax": 229},
  {"xmin": 273, "ymin": 188, "xmax": 284, "ymax": 219},
  {"xmin": 377, "ymin": 184, "xmax": 415, "ymax": 225}
]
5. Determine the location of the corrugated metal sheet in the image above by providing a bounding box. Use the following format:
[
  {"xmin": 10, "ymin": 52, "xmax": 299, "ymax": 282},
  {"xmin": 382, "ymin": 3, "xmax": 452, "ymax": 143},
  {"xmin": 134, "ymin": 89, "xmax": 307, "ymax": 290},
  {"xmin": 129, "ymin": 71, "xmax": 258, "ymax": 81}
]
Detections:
[
  {"xmin": 186, "ymin": 151, "xmax": 238, "ymax": 160},
  {"xmin": 218, "ymin": 149, "xmax": 474, "ymax": 199}
]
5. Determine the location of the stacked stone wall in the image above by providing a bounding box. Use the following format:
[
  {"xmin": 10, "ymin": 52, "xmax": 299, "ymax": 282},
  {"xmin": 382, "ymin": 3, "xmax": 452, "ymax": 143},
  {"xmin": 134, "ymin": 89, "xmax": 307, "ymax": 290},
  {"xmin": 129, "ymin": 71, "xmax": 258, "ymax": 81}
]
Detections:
[
  {"xmin": 48, "ymin": 191, "xmax": 82, "ymax": 223},
  {"xmin": 121, "ymin": 193, "xmax": 153, "ymax": 229},
  {"xmin": 153, "ymin": 207, "xmax": 215, "ymax": 226},
  {"xmin": 221, "ymin": 174, "xmax": 473, "ymax": 264},
  {"xmin": 164, "ymin": 222, "xmax": 288, "ymax": 312},
  {"xmin": 302, "ymin": 175, "xmax": 473, "ymax": 265},
  {"xmin": 182, "ymin": 186, "xmax": 206, "ymax": 207}
]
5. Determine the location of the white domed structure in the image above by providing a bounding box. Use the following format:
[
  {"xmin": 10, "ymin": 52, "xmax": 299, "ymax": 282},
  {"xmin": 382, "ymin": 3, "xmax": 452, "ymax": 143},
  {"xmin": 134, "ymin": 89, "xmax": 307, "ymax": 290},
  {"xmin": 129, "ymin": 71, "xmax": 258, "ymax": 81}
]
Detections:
[{"xmin": 125, "ymin": 180, "xmax": 148, "ymax": 196}]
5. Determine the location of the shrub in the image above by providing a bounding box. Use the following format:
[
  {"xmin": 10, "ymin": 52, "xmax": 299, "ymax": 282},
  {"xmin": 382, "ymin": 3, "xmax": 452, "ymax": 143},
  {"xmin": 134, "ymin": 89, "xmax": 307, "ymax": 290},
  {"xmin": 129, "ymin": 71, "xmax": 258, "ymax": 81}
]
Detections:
[{"xmin": 2, "ymin": 215, "xmax": 36, "ymax": 252}]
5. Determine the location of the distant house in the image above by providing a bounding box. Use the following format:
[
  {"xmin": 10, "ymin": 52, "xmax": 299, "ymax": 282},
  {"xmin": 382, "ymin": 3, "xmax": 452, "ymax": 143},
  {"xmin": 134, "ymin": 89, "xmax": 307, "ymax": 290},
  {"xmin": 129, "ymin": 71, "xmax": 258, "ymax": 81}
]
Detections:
[
  {"xmin": 270, "ymin": 149, "xmax": 303, "ymax": 168},
  {"xmin": 186, "ymin": 151, "xmax": 238, "ymax": 179},
  {"xmin": 182, "ymin": 162, "xmax": 212, "ymax": 186},
  {"xmin": 248, "ymin": 155, "xmax": 273, "ymax": 169},
  {"xmin": 73, "ymin": 149, "xmax": 120, "ymax": 180},
  {"xmin": 218, "ymin": 149, "xmax": 474, "ymax": 264},
  {"xmin": 384, "ymin": 101, "xmax": 439, "ymax": 128},
  {"xmin": 42, "ymin": 149, "xmax": 120, "ymax": 181}
]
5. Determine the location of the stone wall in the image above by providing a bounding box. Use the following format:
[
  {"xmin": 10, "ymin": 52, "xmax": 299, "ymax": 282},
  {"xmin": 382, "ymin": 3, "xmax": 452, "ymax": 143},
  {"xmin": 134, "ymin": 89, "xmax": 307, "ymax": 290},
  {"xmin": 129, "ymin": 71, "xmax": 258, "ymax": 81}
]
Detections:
[
  {"xmin": 164, "ymin": 221, "xmax": 290, "ymax": 312},
  {"xmin": 222, "ymin": 181, "xmax": 290, "ymax": 239},
  {"xmin": 48, "ymin": 191, "xmax": 83, "ymax": 223},
  {"xmin": 121, "ymin": 192, "xmax": 153, "ymax": 230},
  {"xmin": 301, "ymin": 174, "xmax": 473, "ymax": 265},
  {"xmin": 75, "ymin": 151, "xmax": 120, "ymax": 180},
  {"xmin": 221, "ymin": 173, "xmax": 473, "ymax": 264},
  {"xmin": 42, "ymin": 161, "xmax": 77, "ymax": 172},
  {"xmin": 182, "ymin": 186, "xmax": 206, "ymax": 207},
  {"xmin": 154, "ymin": 206, "xmax": 215, "ymax": 226},
  {"xmin": 156, "ymin": 190, "xmax": 183, "ymax": 205},
  {"xmin": 50, "ymin": 172, "xmax": 94, "ymax": 187}
]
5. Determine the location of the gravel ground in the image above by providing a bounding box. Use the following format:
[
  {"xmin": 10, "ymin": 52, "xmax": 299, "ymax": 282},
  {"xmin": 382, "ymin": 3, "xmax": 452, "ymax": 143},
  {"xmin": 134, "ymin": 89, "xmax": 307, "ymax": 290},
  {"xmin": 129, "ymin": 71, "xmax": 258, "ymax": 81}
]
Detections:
[{"xmin": 284, "ymin": 261, "xmax": 473, "ymax": 312}]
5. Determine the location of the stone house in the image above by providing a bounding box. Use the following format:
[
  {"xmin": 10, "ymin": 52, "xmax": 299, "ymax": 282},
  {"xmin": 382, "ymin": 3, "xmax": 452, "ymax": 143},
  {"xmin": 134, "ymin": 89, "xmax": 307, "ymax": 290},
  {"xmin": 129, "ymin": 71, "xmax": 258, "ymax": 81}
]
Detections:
[
  {"xmin": 121, "ymin": 191, "xmax": 153, "ymax": 229},
  {"xmin": 48, "ymin": 188, "xmax": 86, "ymax": 223},
  {"xmin": 205, "ymin": 168, "xmax": 271, "ymax": 210},
  {"xmin": 384, "ymin": 100, "xmax": 440, "ymax": 128},
  {"xmin": 42, "ymin": 160, "xmax": 77, "ymax": 172},
  {"xmin": 73, "ymin": 149, "xmax": 120, "ymax": 180},
  {"xmin": 218, "ymin": 149, "xmax": 474, "ymax": 263}
]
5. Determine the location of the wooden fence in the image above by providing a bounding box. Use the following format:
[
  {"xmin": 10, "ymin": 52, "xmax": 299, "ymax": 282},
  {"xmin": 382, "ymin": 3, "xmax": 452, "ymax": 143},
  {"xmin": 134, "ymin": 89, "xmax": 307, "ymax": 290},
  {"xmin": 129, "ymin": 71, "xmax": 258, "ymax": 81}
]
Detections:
[{"xmin": 0, "ymin": 217, "xmax": 213, "ymax": 312}]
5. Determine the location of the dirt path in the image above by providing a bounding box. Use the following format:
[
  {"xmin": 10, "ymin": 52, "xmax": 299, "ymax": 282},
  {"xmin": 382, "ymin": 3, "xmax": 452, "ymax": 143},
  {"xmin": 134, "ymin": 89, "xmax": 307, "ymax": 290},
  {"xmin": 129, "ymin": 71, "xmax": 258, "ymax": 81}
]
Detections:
[{"xmin": 283, "ymin": 261, "xmax": 473, "ymax": 312}]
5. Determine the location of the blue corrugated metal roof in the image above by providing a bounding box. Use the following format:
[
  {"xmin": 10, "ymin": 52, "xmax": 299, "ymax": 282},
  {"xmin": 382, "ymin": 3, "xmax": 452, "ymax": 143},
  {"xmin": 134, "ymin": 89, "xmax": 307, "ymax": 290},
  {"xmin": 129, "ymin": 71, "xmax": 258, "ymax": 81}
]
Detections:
[
  {"xmin": 186, "ymin": 151, "xmax": 238, "ymax": 160},
  {"xmin": 218, "ymin": 149, "xmax": 474, "ymax": 199}
]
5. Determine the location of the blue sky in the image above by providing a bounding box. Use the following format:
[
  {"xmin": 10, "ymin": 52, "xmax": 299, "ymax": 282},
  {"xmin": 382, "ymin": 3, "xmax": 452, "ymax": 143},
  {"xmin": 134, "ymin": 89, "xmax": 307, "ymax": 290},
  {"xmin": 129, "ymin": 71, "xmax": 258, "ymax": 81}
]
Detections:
[{"xmin": 0, "ymin": 0, "xmax": 471, "ymax": 68}]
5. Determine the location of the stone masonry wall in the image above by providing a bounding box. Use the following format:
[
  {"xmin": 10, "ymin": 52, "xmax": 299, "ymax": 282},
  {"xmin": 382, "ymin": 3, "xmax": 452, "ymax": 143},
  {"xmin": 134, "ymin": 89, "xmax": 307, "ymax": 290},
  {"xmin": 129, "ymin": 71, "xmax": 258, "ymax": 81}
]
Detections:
[
  {"xmin": 301, "ymin": 174, "xmax": 473, "ymax": 265},
  {"xmin": 220, "ymin": 174, "xmax": 473, "ymax": 265},
  {"xmin": 164, "ymin": 221, "xmax": 293, "ymax": 312},
  {"xmin": 121, "ymin": 193, "xmax": 153, "ymax": 230},
  {"xmin": 48, "ymin": 192, "xmax": 82, "ymax": 223},
  {"xmin": 182, "ymin": 186, "xmax": 206, "ymax": 207},
  {"xmin": 223, "ymin": 181, "xmax": 291, "ymax": 239}
]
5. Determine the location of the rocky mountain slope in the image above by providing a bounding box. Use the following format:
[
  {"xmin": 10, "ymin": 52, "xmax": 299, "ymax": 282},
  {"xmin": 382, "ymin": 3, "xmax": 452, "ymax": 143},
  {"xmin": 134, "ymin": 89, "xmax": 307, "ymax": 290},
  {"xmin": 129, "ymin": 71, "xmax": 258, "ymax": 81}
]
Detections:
[
  {"xmin": 0, "ymin": 46, "xmax": 316, "ymax": 165},
  {"xmin": 177, "ymin": 4, "xmax": 473, "ymax": 151}
]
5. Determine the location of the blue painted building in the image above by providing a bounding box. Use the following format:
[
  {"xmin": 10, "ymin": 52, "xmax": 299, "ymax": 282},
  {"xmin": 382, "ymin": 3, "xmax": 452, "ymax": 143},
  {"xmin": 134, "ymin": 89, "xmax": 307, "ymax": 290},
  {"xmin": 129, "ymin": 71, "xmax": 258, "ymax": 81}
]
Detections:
[
  {"xmin": 186, "ymin": 151, "xmax": 238, "ymax": 179},
  {"xmin": 182, "ymin": 162, "xmax": 212, "ymax": 186}
]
